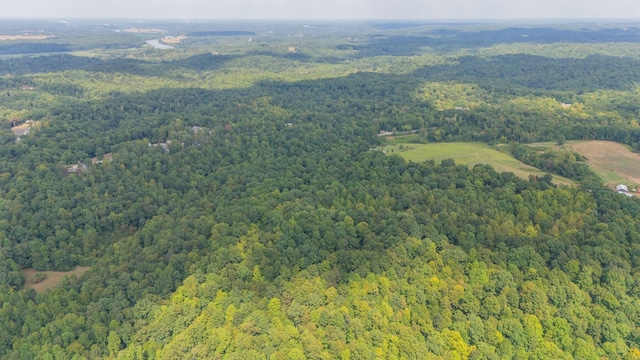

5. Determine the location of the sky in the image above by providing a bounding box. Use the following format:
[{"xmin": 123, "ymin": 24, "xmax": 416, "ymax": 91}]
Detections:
[{"xmin": 2, "ymin": 0, "xmax": 640, "ymax": 20}]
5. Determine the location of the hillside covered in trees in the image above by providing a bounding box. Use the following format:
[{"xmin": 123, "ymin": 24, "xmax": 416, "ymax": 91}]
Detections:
[{"xmin": 1, "ymin": 20, "xmax": 640, "ymax": 359}]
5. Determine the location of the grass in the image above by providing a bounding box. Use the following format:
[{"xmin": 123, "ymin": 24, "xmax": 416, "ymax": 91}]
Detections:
[
  {"xmin": 381, "ymin": 134, "xmax": 420, "ymax": 145},
  {"xmin": 379, "ymin": 140, "xmax": 574, "ymax": 186}
]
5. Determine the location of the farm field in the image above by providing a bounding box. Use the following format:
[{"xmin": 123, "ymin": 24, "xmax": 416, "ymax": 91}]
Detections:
[
  {"xmin": 532, "ymin": 140, "xmax": 640, "ymax": 187},
  {"xmin": 381, "ymin": 140, "xmax": 575, "ymax": 185},
  {"xmin": 21, "ymin": 267, "xmax": 90, "ymax": 293}
]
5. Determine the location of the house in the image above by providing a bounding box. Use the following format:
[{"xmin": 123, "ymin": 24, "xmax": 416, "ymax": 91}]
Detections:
[
  {"xmin": 149, "ymin": 141, "xmax": 171, "ymax": 153},
  {"xmin": 616, "ymin": 184, "xmax": 629, "ymax": 193},
  {"xmin": 11, "ymin": 120, "xmax": 36, "ymax": 137},
  {"xmin": 91, "ymin": 153, "xmax": 113, "ymax": 164},
  {"xmin": 11, "ymin": 126, "xmax": 30, "ymax": 137},
  {"xmin": 66, "ymin": 162, "xmax": 87, "ymax": 173},
  {"xmin": 616, "ymin": 184, "xmax": 634, "ymax": 197},
  {"xmin": 11, "ymin": 120, "xmax": 41, "ymax": 142}
]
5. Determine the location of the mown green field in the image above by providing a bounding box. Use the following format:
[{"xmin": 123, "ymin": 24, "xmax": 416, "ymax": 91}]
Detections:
[{"xmin": 380, "ymin": 140, "xmax": 575, "ymax": 185}]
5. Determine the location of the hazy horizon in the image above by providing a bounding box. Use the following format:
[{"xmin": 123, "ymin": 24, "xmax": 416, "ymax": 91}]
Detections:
[{"xmin": 3, "ymin": 0, "xmax": 640, "ymax": 21}]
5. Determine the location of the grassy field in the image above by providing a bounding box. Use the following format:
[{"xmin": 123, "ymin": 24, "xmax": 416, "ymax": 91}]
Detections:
[
  {"xmin": 379, "ymin": 140, "xmax": 574, "ymax": 185},
  {"xmin": 531, "ymin": 140, "xmax": 640, "ymax": 188}
]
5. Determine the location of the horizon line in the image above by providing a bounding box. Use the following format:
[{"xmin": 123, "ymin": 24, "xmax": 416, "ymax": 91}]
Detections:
[{"xmin": 0, "ymin": 17, "xmax": 639, "ymax": 22}]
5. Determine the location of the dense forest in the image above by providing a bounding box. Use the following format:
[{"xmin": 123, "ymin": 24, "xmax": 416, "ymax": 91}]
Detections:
[{"xmin": 1, "ymin": 20, "xmax": 640, "ymax": 359}]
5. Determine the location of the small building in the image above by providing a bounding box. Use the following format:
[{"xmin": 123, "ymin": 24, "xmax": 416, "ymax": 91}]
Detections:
[
  {"xmin": 91, "ymin": 153, "xmax": 113, "ymax": 165},
  {"xmin": 11, "ymin": 126, "xmax": 30, "ymax": 137},
  {"xmin": 66, "ymin": 163, "xmax": 87, "ymax": 173},
  {"xmin": 11, "ymin": 120, "xmax": 41, "ymax": 141},
  {"xmin": 616, "ymin": 184, "xmax": 629, "ymax": 193},
  {"xmin": 149, "ymin": 141, "xmax": 171, "ymax": 154}
]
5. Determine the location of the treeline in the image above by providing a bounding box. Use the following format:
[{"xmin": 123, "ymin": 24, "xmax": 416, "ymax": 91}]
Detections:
[
  {"xmin": 510, "ymin": 144, "xmax": 592, "ymax": 180},
  {"xmin": 0, "ymin": 43, "xmax": 72, "ymax": 56}
]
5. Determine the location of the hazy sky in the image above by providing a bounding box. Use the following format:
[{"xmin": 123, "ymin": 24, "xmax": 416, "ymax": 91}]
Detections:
[{"xmin": 3, "ymin": 0, "xmax": 640, "ymax": 20}]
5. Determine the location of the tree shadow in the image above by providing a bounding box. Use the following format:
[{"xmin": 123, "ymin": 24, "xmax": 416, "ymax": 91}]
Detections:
[
  {"xmin": 342, "ymin": 27, "xmax": 640, "ymax": 57},
  {"xmin": 0, "ymin": 52, "xmax": 239, "ymax": 76},
  {"xmin": 411, "ymin": 53, "xmax": 640, "ymax": 91}
]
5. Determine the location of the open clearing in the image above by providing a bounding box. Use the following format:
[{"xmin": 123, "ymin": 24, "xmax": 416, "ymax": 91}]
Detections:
[
  {"xmin": 0, "ymin": 35, "xmax": 53, "ymax": 40},
  {"xmin": 532, "ymin": 140, "xmax": 640, "ymax": 187},
  {"xmin": 22, "ymin": 267, "xmax": 90, "ymax": 293},
  {"xmin": 381, "ymin": 141, "xmax": 574, "ymax": 186}
]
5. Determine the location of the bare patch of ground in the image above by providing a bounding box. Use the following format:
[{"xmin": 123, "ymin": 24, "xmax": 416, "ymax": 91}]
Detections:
[
  {"xmin": 0, "ymin": 35, "xmax": 54, "ymax": 40},
  {"xmin": 22, "ymin": 267, "xmax": 90, "ymax": 293}
]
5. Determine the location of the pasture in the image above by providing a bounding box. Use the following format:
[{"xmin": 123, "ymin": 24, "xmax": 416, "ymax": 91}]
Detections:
[{"xmin": 381, "ymin": 140, "xmax": 574, "ymax": 185}]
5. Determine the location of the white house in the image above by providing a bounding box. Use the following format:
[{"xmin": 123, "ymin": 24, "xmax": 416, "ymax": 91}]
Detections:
[{"xmin": 617, "ymin": 184, "xmax": 629, "ymax": 193}]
